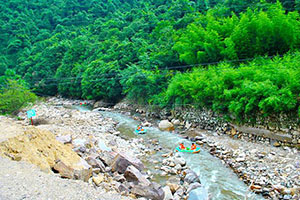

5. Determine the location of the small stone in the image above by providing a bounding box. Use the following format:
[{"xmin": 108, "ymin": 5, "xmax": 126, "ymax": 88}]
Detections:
[
  {"xmin": 163, "ymin": 186, "xmax": 173, "ymax": 200},
  {"xmin": 273, "ymin": 142, "xmax": 281, "ymax": 147},
  {"xmin": 92, "ymin": 175, "xmax": 105, "ymax": 186},
  {"xmin": 169, "ymin": 162, "xmax": 175, "ymax": 167}
]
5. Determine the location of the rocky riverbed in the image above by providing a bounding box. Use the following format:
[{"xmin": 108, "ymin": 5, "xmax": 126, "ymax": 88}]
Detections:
[
  {"xmin": 1, "ymin": 97, "xmax": 204, "ymax": 200},
  {"xmin": 112, "ymin": 101, "xmax": 300, "ymax": 200},
  {"xmin": 2, "ymin": 97, "xmax": 299, "ymax": 200},
  {"xmin": 194, "ymin": 131, "xmax": 300, "ymax": 200}
]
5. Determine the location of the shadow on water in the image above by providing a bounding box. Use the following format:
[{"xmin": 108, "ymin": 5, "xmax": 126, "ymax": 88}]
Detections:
[{"xmin": 74, "ymin": 107, "xmax": 262, "ymax": 200}]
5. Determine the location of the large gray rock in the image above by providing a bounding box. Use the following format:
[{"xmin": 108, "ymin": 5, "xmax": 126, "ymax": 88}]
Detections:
[
  {"xmin": 131, "ymin": 183, "xmax": 165, "ymax": 200},
  {"xmin": 187, "ymin": 182, "xmax": 202, "ymax": 194},
  {"xmin": 118, "ymin": 183, "xmax": 130, "ymax": 195},
  {"xmin": 174, "ymin": 157, "xmax": 186, "ymax": 166},
  {"xmin": 85, "ymin": 156, "xmax": 105, "ymax": 172},
  {"xmin": 183, "ymin": 169, "xmax": 200, "ymax": 184},
  {"xmin": 53, "ymin": 158, "xmax": 92, "ymax": 182},
  {"xmin": 93, "ymin": 100, "xmax": 109, "ymax": 108},
  {"xmin": 98, "ymin": 151, "xmax": 118, "ymax": 166},
  {"xmin": 124, "ymin": 165, "xmax": 151, "ymax": 186},
  {"xmin": 158, "ymin": 120, "xmax": 174, "ymax": 131},
  {"xmin": 111, "ymin": 152, "xmax": 144, "ymax": 174}
]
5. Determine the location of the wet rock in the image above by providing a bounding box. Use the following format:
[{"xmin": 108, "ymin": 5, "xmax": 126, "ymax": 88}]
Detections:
[
  {"xmin": 111, "ymin": 152, "xmax": 144, "ymax": 174},
  {"xmin": 124, "ymin": 165, "xmax": 151, "ymax": 186},
  {"xmin": 187, "ymin": 182, "xmax": 202, "ymax": 194},
  {"xmin": 169, "ymin": 162, "xmax": 175, "ymax": 167},
  {"xmin": 174, "ymin": 157, "xmax": 186, "ymax": 166},
  {"xmin": 183, "ymin": 169, "xmax": 200, "ymax": 184},
  {"xmin": 194, "ymin": 136, "xmax": 205, "ymax": 141},
  {"xmin": 142, "ymin": 121, "xmax": 152, "ymax": 127},
  {"xmin": 158, "ymin": 120, "xmax": 174, "ymax": 131},
  {"xmin": 185, "ymin": 121, "xmax": 192, "ymax": 129}
]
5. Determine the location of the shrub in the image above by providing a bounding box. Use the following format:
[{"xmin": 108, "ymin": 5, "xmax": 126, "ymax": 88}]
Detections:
[{"xmin": 0, "ymin": 80, "xmax": 38, "ymax": 114}]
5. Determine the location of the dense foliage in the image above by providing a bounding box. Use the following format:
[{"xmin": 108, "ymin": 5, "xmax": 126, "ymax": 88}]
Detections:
[
  {"xmin": 162, "ymin": 53, "xmax": 300, "ymax": 122},
  {"xmin": 0, "ymin": 80, "xmax": 37, "ymax": 114},
  {"xmin": 1, "ymin": 0, "xmax": 300, "ymax": 122}
]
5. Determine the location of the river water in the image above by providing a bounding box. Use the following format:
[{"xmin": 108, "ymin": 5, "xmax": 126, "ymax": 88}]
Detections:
[{"xmin": 98, "ymin": 110, "xmax": 263, "ymax": 200}]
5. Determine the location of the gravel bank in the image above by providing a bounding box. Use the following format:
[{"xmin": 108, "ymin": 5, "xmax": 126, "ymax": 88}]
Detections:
[
  {"xmin": 196, "ymin": 130, "xmax": 300, "ymax": 199},
  {"xmin": 0, "ymin": 157, "xmax": 131, "ymax": 200}
]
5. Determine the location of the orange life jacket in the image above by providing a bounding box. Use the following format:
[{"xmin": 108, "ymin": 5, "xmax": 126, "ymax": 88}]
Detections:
[{"xmin": 191, "ymin": 144, "xmax": 196, "ymax": 150}]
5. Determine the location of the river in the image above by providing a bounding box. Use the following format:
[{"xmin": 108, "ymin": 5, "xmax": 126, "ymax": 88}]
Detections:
[{"xmin": 98, "ymin": 110, "xmax": 263, "ymax": 200}]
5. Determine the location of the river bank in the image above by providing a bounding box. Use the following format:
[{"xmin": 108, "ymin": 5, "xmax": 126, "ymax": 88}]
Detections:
[
  {"xmin": 2, "ymin": 97, "xmax": 299, "ymax": 199},
  {"xmin": 1, "ymin": 97, "xmax": 209, "ymax": 200},
  {"xmin": 112, "ymin": 101, "xmax": 300, "ymax": 200}
]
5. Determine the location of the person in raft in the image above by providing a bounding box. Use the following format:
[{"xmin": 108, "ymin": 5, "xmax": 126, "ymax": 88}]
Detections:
[
  {"xmin": 191, "ymin": 143, "xmax": 197, "ymax": 150},
  {"xmin": 179, "ymin": 143, "xmax": 186, "ymax": 150},
  {"xmin": 137, "ymin": 125, "xmax": 144, "ymax": 131}
]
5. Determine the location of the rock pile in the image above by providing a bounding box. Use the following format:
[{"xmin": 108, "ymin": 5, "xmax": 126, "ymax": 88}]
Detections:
[
  {"xmin": 15, "ymin": 97, "xmax": 168, "ymax": 199},
  {"xmin": 193, "ymin": 133, "xmax": 300, "ymax": 199}
]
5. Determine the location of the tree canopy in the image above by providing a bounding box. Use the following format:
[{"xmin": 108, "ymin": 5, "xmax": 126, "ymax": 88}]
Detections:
[{"xmin": 1, "ymin": 0, "xmax": 300, "ymax": 121}]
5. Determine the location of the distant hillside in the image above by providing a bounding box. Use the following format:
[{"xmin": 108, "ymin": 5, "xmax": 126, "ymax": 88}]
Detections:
[{"xmin": 1, "ymin": 0, "xmax": 300, "ymax": 122}]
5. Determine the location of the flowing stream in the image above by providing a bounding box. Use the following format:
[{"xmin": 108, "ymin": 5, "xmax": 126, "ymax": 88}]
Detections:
[
  {"xmin": 99, "ymin": 111, "xmax": 263, "ymax": 200},
  {"xmin": 74, "ymin": 106, "xmax": 262, "ymax": 200}
]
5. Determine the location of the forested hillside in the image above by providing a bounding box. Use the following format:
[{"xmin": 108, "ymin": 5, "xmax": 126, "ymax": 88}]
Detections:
[{"xmin": 1, "ymin": 0, "xmax": 300, "ymax": 122}]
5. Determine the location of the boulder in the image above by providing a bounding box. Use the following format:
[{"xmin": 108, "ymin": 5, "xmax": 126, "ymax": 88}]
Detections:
[
  {"xmin": 183, "ymin": 169, "xmax": 200, "ymax": 184},
  {"xmin": 113, "ymin": 174, "xmax": 126, "ymax": 183},
  {"xmin": 166, "ymin": 183, "xmax": 180, "ymax": 194},
  {"xmin": 93, "ymin": 100, "xmax": 109, "ymax": 108},
  {"xmin": 158, "ymin": 120, "xmax": 174, "ymax": 131},
  {"xmin": 173, "ymin": 119, "xmax": 181, "ymax": 125},
  {"xmin": 111, "ymin": 152, "xmax": 144, "ymax": 174},
  {"xmin": 124, "ymin": 165, "xmax": 151, "ymax": 186},
  {"xmin": 131, "ymin": 183, "xmax": 165, "ymax": 200},
  {"xmin": 166, "ymin": 177, "xmax": 181, "ymax": 194},
  {"xmin": 187, "ymin": 182, "xmax": 202, "ymax": 194},
  {"xmin": 85, "ymin": 156, "xmax": 105, "ymax": 173},
  {"xmin": 163, "ymin": 186, "xmax": 173, "ymax": 200},
  {"xmin": 53, "ymin": 158, "xmax": 92, "ymax": 182},
  {"xmin": 118, "ymin": 184, "xmax": 130, "ymax": 195},
  {"xmin": 98, "ymin": 150, "xmax": 118, "ymax": 166},
  {"xmin": 174, "ymin": 157, "xmax": 186, "ymax": 166}
]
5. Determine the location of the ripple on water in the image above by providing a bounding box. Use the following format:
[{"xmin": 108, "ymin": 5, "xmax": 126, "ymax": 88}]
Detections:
[{"xmin": 99, "ymin": 111, "xmax": 263, "ymax": 200}]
